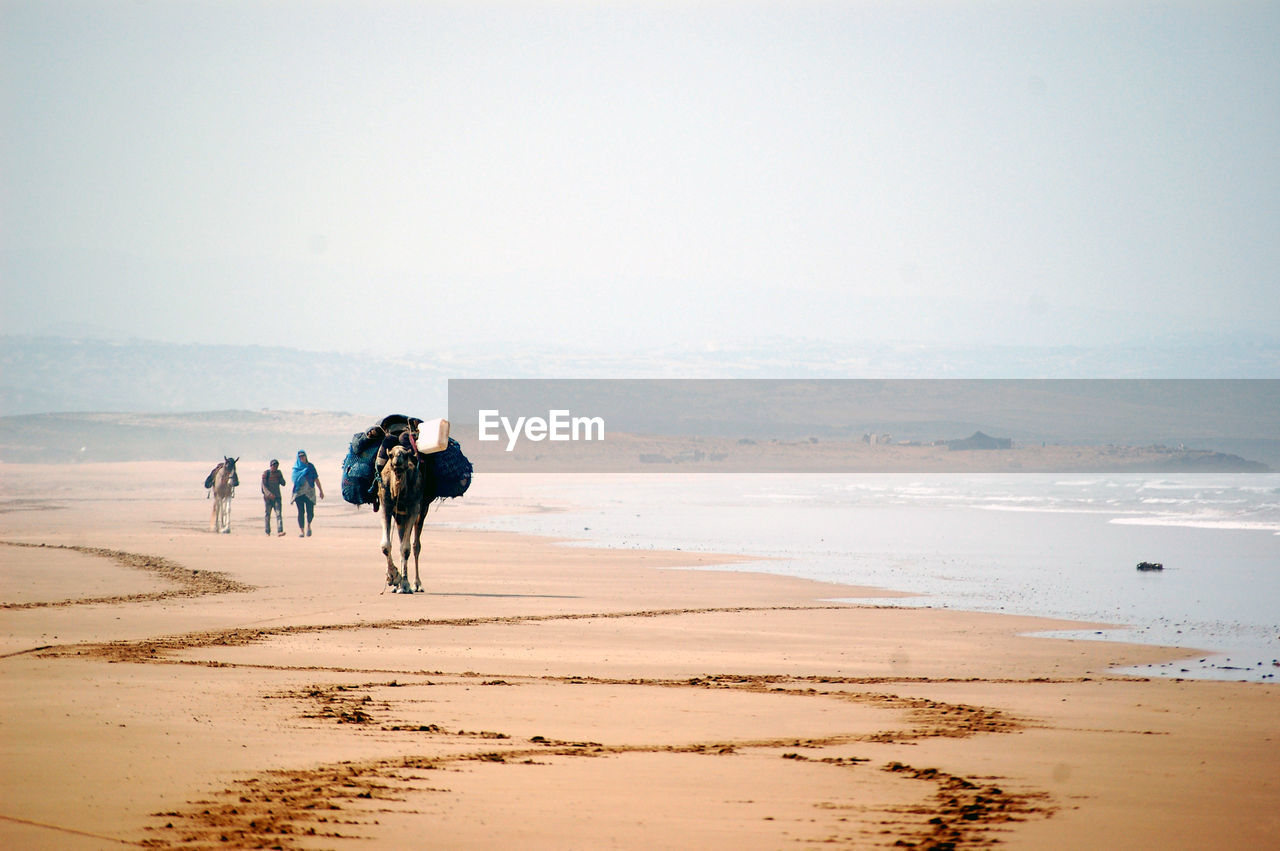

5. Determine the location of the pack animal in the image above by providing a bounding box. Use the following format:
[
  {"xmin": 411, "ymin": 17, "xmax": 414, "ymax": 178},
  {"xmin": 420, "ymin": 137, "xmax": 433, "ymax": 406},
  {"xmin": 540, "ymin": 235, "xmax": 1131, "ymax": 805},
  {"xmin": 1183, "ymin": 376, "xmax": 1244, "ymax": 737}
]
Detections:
[
  {"xmin": 207, "ymin": 456, "xmax": 239, "ymax": 533},
  {"xmin": 379, "ymin": 445, "xmax": 430, "ymax": 593}
]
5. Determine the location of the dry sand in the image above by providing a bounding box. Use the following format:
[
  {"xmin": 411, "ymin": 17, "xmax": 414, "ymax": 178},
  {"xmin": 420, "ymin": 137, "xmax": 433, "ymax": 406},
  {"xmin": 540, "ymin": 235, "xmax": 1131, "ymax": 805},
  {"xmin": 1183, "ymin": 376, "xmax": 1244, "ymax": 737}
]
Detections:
[{"xmin": 1, "ymin": 461, "xmax": 1276, "ymax": 850}]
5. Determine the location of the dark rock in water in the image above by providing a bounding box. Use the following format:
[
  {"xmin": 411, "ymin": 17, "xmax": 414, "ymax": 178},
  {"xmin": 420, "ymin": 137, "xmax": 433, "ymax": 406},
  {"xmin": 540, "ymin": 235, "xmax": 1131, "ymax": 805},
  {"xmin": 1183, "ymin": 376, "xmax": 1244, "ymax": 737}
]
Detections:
[{"xmin": 1136, "ymin": 561, "xmax": 1164, "ymax": 571}]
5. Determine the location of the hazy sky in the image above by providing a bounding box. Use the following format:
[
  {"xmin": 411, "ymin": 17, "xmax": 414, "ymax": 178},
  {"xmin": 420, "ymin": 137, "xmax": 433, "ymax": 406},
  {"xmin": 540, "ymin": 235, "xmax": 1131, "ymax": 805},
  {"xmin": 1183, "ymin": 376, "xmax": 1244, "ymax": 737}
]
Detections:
[{"xmin": 3, "ymin": 1, "xmax": 1278, "ymax": 356}]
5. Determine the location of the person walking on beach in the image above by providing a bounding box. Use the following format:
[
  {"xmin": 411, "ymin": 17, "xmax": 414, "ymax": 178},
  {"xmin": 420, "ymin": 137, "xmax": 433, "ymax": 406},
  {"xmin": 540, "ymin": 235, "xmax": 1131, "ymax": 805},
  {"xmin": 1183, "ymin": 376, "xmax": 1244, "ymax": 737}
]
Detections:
[
  {"xmin": 261, "ymin": 459, "xmax": 287, "ymax": 536},
  {"xmin": 291, "ymin": 450, "xmax": 324, "ymax": 537}
]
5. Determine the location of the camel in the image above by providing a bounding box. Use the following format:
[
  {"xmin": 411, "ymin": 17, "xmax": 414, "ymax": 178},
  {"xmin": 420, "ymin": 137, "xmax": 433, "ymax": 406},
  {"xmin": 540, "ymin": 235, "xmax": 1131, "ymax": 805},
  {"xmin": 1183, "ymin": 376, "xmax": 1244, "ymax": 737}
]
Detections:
[
  {"xmin": 207, "ymin": 456, "xmax": 238, "ymax": 533},
  {"xmin": 379, "ymin": 445, "xmax": 430, "ymax": 593}
]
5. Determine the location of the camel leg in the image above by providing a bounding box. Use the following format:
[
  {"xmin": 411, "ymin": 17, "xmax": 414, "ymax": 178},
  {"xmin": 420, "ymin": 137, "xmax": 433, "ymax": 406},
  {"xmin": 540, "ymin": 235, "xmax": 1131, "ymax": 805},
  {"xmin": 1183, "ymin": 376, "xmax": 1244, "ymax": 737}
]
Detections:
[
  {"xmin": 210, "ymin": 499, "xmax": 219, "ymax": 532},
  {"xmin": 411, "ymin": 505, "xmax": 427, "ymax": 593},
  {"xmin": 380, "ymin": 503, "xmax": 401, "ymax": 587},
  {"xmin": 397, "ymin": 514, "xmax": 414, "ymax": 594}
]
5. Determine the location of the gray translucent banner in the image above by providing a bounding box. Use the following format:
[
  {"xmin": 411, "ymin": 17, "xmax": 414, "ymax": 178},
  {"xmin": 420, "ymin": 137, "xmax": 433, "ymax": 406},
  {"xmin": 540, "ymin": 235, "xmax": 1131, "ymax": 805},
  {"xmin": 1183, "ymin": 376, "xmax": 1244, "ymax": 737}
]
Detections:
[{"xmin": 447, "ymin": 379, "xmax": 1279, "ymax": 473}]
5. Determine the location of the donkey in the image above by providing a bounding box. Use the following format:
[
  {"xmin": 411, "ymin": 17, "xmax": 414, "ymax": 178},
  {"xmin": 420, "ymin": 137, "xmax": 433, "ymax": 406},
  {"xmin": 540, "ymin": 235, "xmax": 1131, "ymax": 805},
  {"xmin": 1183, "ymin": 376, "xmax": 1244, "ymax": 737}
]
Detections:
[
  {"xmin": 379, "ymin": 445, "xmax": 430, "ymax": 593},
  {"xmin": 208, "ymin": 456, "xmax": 239, "ymax": 533}
]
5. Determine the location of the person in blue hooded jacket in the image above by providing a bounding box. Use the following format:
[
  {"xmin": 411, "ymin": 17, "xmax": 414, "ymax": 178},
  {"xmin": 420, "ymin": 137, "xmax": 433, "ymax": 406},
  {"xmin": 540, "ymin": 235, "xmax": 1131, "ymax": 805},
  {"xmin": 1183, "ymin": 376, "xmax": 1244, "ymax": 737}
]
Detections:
[{"xmin": 291, "ymin": 450, "xmax": 324, "ymax": 537}]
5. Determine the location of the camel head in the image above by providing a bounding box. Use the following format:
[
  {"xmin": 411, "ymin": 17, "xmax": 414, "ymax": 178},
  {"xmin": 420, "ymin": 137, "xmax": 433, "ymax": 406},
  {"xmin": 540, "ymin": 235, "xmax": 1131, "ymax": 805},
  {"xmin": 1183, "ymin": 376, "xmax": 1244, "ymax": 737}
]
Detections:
[{"xmin": 384, "ymin": 445, "xmax": 419, "ymax": 512}]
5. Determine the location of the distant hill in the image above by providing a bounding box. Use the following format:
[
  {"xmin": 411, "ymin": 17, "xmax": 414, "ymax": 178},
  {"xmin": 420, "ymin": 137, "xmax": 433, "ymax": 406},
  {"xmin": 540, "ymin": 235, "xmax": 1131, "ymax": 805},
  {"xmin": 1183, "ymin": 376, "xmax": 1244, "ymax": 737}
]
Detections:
[
  {"xmin": 447, "ymin": 378, "xmax": 1280, "ymax": 467},
  {"xmin": 0, "ymin": 409, "xmax": 1269, "ymax": 471},
  {"xmin": 0, "ymin": 410, "xmax": 375, "ymax": 464},
  {"xmin": 5, "ymin": 334, "xmax": 1280, "ymax": 417},
  {"xmin": 2, "ymin": 335, "xmax": 1277, "ymax": 467},
  {"xmin": 0, "ymin": 336, "xmax": 450, "ymax": 416},
  {"xmin": 459, "ymin": 429, "xmax": 1270, "ymax": 474},
  {"xmin": 1, "ymin": 406, "xmax": 1273, "ymax": 471},
  {"xmin": 946, "ymin": 431, "xmax": 1013, "ymax": 450}
]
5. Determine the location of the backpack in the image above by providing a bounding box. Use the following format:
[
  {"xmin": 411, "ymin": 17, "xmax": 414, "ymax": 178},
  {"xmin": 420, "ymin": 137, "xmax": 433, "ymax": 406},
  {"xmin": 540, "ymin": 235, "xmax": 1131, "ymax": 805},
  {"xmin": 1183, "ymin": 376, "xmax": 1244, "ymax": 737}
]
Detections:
[
  {"xmin": 340, "ymin": 430, "xmax": 383, "ymax": 506},
  {"xmin": 429, "ymin": 438, "xmax": 472, "ymax": 499}
]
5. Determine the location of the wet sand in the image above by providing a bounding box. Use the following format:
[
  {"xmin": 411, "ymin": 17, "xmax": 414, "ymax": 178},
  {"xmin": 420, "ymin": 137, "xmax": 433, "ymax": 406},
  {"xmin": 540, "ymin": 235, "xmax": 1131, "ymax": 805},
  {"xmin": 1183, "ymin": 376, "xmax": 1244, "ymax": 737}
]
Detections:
[{"xmin": 1, "ymin": 462, "xmax": 1276, "ymax": 849}]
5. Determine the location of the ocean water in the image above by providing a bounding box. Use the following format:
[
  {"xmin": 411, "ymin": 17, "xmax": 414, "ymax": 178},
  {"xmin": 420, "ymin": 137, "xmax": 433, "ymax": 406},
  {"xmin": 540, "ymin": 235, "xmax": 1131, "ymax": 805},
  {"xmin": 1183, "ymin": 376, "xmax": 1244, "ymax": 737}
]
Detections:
[{"xmin": 461, "ymin": 474, "xmax": 1280, "ymax": 682}]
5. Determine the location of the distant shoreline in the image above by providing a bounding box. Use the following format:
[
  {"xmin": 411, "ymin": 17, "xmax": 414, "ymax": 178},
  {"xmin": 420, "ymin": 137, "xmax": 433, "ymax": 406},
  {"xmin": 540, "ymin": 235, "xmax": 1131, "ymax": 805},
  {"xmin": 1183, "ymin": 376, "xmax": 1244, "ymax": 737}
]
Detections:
[
  {"xmin": 0, "ymin": 409, "xmax": 1271, "ymax": 471},
  {"xmin": 461, "ymin": 431, "xmax": 1271, "ymax": 473}
]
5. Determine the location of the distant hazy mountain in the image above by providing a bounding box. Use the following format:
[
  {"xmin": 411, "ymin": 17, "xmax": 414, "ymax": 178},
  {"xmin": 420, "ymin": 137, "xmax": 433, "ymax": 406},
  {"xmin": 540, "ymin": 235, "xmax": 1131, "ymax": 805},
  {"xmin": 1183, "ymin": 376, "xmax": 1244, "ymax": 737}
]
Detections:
[
  {"xmin": 0, "ymin": 409, "xmax": 373, "ymax": 464},
  {"xmin": 3, "ymin": 335, "xmax": 1277, "ymax": 466},
  {"xmin": 0, "ymin": 336, "xmax": 451, "ymax": 416},
  {"xmin": 3, "ymin": 334, "xmax": 1278, "ymax": 418}
]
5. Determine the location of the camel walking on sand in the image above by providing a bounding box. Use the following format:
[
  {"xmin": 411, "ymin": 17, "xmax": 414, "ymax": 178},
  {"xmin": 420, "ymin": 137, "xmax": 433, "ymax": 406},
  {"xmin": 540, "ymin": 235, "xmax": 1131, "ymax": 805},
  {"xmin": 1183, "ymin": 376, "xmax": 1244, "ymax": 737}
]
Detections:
[
  {"xmin": 207, "ymin": 457, "xmax": 238, "ymax": 533},
  {"xmin": 379, "ymin": 445, "xmax": 430, "ymax": 593}
]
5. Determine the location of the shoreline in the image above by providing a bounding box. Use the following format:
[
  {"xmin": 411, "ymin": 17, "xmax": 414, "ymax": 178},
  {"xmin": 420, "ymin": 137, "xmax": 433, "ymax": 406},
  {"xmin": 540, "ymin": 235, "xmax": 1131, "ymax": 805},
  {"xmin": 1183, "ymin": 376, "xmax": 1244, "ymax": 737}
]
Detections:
[
  {"xmin": 446, "ymin": 471, "xmax": 1279, "ymax": 683},
  {"xmin": 1, "ymin": 462, "xmax": 1277, "ymax": 849}
]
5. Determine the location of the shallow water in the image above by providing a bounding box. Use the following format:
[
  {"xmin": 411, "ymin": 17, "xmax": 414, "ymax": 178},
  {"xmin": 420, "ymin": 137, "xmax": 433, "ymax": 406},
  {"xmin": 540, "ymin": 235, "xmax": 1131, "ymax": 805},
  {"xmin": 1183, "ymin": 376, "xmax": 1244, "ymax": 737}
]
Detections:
[{"xmin": 460, "ymin": 474, "xmax": 1280, "ymax": 682}]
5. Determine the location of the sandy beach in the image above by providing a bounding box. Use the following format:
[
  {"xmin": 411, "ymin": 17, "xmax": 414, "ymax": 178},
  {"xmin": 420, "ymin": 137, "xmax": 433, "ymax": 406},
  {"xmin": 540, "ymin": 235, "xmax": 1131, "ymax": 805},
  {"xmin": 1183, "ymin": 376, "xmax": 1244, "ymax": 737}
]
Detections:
[{"xmin": 1, "ymin": 461, "xmax": 1277, "ymax": 850}]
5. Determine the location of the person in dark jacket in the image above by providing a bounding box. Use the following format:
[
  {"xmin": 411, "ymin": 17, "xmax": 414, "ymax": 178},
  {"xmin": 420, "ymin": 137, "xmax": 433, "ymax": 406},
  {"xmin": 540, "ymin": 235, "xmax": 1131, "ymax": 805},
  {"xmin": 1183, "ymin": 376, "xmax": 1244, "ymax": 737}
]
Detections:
[{"xmin": 261, "ymin": 459, "xmax": 287, "ymax": 536}]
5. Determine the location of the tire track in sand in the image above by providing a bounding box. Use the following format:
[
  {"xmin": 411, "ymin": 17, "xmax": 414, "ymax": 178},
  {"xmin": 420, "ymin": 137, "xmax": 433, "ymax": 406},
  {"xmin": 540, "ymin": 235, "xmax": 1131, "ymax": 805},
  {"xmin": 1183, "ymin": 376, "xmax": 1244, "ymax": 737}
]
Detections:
[{"xmin": 0, "ymin": 540, "xmax": 252, "ymax": 610}]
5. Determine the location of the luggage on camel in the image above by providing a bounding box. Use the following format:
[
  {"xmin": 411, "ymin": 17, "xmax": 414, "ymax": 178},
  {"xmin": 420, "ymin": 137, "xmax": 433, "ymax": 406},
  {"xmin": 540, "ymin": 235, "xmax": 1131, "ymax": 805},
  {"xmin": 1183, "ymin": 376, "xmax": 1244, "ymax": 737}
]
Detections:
[
  {"xmin": 431, "ymin": 437, "xmax": 472, "ymax": 498},
  {"xmin": 415, "ymin": 418, "xmax": 451, "ymax": 455},
  {"xmin": 340, "ymin": 415, "xmax": 473, "ymax": 506},
  {"xmin": 340, "ymin": 426, "xmax": 385, "ymax": 506},
  {"xmin": 204, "ymin": 461, "xmax": 239, "ymax": 490},
  {"xmin": 375, "ymin": 414, "xmax": 447, "ymax": 454}
]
